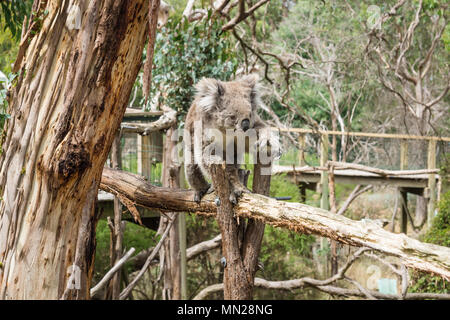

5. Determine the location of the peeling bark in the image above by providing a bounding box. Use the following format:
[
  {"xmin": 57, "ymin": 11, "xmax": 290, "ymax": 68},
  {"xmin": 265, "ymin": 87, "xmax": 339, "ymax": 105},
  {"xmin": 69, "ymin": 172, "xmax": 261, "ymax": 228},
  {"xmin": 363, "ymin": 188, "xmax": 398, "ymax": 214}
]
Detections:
[{"xmin": 209, "ymin": 164, "xmax": 252, "ymax": 299}]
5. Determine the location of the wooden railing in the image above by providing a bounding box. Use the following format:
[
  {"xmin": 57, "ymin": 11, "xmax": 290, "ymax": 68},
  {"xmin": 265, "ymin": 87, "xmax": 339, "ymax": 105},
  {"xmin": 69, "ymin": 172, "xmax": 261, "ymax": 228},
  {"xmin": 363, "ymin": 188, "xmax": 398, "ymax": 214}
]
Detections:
[{"xmin": 274, "ymin": 127, "xmax": 449, "ymax": 230}]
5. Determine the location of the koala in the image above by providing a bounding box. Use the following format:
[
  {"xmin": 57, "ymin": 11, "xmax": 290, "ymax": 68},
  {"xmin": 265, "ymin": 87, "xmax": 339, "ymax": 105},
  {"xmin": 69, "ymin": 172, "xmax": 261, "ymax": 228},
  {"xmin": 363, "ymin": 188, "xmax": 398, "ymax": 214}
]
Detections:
[
  {"xmin": 157, "ymin": 1, "xmax": 171, "ymax": 29},
  {"xmin": 184, "ymin": 75, "xmax": 280, "ymax": 204}
]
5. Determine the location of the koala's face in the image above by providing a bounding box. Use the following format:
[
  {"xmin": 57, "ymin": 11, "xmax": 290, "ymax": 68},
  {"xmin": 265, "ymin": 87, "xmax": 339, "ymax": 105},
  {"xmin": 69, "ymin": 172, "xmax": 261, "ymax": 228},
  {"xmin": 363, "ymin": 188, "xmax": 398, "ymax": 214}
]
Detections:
[
  {"xmin": 157, "ymin": 2, "xmax": 171, "ymax": 29},
  {"xmin": 195, "ymin": 75, "xmax": 260, "ymax": 132}
]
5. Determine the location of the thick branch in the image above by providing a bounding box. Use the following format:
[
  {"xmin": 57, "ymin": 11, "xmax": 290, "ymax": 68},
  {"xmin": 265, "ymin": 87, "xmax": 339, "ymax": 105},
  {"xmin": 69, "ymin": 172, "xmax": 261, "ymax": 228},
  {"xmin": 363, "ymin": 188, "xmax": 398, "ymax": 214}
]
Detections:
[{"xmin": 100, "ymin": 168, "xmax": 450, "ymax": 279}]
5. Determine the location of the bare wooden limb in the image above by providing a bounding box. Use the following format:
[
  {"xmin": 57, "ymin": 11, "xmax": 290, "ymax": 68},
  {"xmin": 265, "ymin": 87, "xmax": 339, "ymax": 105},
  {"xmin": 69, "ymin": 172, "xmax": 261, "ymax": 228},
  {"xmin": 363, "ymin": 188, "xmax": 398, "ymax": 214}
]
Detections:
[
  {"xmin": 119, "ymin": 220, "xmax": 173, "ymax": 300},
  {"xmin": 398, "ymin": 190, "xmax": 422, "ymax": 232},
  {"xmin": 100, "ymin": 168, "xmax": 450, "ymax": 279},
  {"xmin": 345, "ymin": 277, "xmax": 377, "ymax": 300},
  {"xmin": 131, "ymin": 234, "xmax": 222, "ymax": 270},
  {"xmin": 90, "ymin": 248, "xmax": 136, "ymax": 298},
  {"xmin": 115, "ymin": 192, "xmax": 142, "ymax": 225},
  {"xmin": 193, "ymin": 283, "xmax": 224, "ymax": 300},
  {"xmin": 337, "ymin": 185, "xmax": 373, "ymax": 216},
  {"xmin": 182, "ymin": 0, "xmax": 196, "ymax": 18},
  {"xmin": 187, "ymin": 234, "xmax": 222, "ymax": 259},
  {"xmin": 194, "ymin": 278, "xmax": 450, "ymax": 300},
  {"xmin": 121, "ymin": 106, "xmax": 177, "ymax": 135},
  {"xmin": 390, "ymin": 195, "xmax": 399, "ymax": 232},
  {"xmin": 328, "ymin": 161, "xmax": 440, "ymax": 176},
  {"xmin": 221, "ymin": 0, "xmax": 270, "ymax": 31},
  {"xmin": 109, "ymin": 131, "xmax": 124, "ymax": 299}
]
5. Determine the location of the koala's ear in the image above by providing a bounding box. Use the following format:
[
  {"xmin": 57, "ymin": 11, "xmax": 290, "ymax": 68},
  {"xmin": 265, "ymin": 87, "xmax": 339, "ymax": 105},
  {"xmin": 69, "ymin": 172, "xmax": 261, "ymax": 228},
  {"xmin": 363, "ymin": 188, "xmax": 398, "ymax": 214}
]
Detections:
[
  {"xmin": 240, "ymin": 74, "xmax": 261, "ymax": 109},
  {"xmin": 195, "ymin": 78, "xmax": 225, "ymax": 112},
  {"xmin": 240, "ymin": 73, "xmax": 260, "ymax": 89}
]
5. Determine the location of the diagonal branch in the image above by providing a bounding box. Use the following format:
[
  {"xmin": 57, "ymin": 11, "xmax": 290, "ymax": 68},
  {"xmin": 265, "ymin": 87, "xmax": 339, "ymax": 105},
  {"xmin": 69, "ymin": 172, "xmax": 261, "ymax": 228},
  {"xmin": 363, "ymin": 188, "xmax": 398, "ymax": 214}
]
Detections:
[
  {"xmin": 221, "ymin": 0, "xmax": 270, "ymax": 31},
  {"xmin": 90, "ymin": 248, "xmax": 136, "ymax": 298},
  {"xmin": 119, "ymin": 219, "xmax": 173, "ymax": 300},
  {"xmin": 100, "ymin": 168, "xmax": 450, "ymax": 279}
]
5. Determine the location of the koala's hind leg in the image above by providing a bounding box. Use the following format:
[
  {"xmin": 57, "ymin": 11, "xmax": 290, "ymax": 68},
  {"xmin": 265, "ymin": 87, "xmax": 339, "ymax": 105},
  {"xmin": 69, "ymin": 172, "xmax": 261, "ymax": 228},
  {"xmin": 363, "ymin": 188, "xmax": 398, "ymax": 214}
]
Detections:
[
  {"xmin": 238, "ymin": 168, "xmax": 250, "ymax": 186},
  {"xmin": 186, "ymin": 163, "xmax": 211, "ymax": 203},
  {"xmin": 226, "ymin": 164, "xmax": 250, "ymax": 205}
]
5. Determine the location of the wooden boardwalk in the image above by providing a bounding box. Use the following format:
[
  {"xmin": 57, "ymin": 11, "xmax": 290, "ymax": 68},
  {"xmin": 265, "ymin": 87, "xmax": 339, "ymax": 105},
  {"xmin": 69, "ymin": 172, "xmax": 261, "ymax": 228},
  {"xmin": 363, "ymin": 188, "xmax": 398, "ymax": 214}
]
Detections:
[{"xmin": 273, "ymin": 165, "xmax": 439, "ymax": 194}]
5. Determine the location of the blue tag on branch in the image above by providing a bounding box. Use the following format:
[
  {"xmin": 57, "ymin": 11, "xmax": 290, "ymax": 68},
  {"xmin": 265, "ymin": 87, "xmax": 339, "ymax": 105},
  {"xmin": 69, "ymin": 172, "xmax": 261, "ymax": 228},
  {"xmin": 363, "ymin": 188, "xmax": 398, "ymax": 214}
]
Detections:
[{"xmin": 378, "ymin": 278, "xmax": 397, "ymax": 295}]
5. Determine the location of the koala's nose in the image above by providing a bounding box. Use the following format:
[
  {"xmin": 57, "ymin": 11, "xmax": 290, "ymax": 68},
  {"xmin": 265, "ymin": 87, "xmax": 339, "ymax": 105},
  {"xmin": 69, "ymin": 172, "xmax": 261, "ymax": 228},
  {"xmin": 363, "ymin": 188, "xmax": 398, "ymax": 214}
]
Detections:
[{"xmin": 241, "ymin": 119, "xmax": 250, "ymax": 132}]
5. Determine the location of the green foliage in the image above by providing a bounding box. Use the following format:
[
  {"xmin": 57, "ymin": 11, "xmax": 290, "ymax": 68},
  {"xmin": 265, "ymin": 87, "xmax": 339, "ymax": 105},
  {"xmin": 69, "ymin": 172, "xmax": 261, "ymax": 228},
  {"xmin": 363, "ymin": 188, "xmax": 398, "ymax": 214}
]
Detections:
[
  {"xmin": 409, "ymin": 272, "xmax": 448, "ymax": 294},
  {"xmin": 151, "ymin": 14, "xmax": 238, "ymax": 119},
  {"xmin": 93, "ymin": 220, "xmax": 158, "ymax": 283},
  {"xmin": 439, "ymin": 153, "xmax": 450, "ymax": 189},
  {"xmin": 422, "ymin": 191, "xmax": 450, "ymax": 247},
  {"xmin": 0, "ymin": 25, "xmax": 18, "ymax": 74},
  {"xmin": 0, "ymin": 0, "xmax": 32, "ymax": 38},
  {"xmin": 255, "ymin": 173, "xmax": 316, "ymax": 299},
  {"xmin": 409, "ymin": 191, "xmax": 450, "ymax": 294},
  {"xmin": 122, "ymin": 152, "xmax": 138, "ymax": 174},
  {"xmin": 184, "ymin": 213, "xmax": 222, "ymax": 299},
  {"xmin": 268, "ymin": 1, "xmax": 368, "ymax": 130},
  {"xmin": 0, "ymin": 72, "xmax": 16, "ymax": 134},
  {"xmin": 259, "ymin": 225, "xmax": 315, "ymax": 277}
]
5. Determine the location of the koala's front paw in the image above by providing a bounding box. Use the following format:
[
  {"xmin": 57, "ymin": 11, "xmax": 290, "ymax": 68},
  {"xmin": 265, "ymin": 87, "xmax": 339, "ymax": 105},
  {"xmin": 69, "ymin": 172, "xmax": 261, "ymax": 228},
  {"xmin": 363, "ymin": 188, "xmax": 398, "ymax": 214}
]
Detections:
[
  {"xmin": 194, "ymin": 184, "xmax": 211, "ymax": 204},
  {"xmin": 229, "ymin": 184, "xmax": 249, "ymax": 205}
]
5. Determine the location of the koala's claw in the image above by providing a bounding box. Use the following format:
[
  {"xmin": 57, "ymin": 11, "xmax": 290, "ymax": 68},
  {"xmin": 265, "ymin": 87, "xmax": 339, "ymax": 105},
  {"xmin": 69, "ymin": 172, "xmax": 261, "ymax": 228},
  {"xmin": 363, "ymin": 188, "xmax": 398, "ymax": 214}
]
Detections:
[
  {"xmin": 194, "ymin": 185, "xmax": 211, "ymax": 204},
  {"xmin": 206, "ymin": 185, "xmax": 215, "ymax": 194},
  {"xmin": 229, "ymin": 185, "xmax": 249, "ymax": 205}
]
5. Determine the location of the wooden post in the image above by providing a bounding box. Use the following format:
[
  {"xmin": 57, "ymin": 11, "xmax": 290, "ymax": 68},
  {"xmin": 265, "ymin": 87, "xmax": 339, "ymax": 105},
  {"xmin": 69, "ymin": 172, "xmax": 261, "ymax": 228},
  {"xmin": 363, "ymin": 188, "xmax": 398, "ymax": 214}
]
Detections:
[
  {"xmin": 178, "ymin": 163, "xmax": 187, "ymax": 300},
  {"xmin": 159, "ymin": 126, "xmax": 183, "ymax": 300},
  {"xmin": 320, "ymin": 134, "xmax": 329, "ymax": 211},
  {"xmin": 427, "ymin": 140, "xmax": 437, "ymax": 227},
  {"xmin": 298, "ymin": 134, "xmax": 307, "ymax": 203},
  {"xmin": 400, "ymin": 140, "xmax": 408, "ymax": 170},
  {"xmin": 319, "ymin": 134, "xmax": 329, "ymax": 276},
  {"xmin": 298, "ymin": 134, "xmax": 306, "ymax": 166},
  {"xmin": 400, "ymin": 189, "xmax": 408, "ymax": 234},
  {"xmin": 137, "ymin": 134, "xmax": 152, "ymax": 180},
  {"xmin": 399, "ymin": 140, "xmax": 408, "ymax": 234},
  {"xmin": 299, "ymin": 184, "xmax": 306, "ymax": 203}
]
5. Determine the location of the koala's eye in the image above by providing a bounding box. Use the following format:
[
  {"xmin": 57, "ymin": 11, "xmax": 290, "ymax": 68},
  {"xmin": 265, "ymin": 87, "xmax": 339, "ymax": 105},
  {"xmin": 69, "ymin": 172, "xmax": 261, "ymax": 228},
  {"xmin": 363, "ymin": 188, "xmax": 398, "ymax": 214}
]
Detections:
[{"xmin": 230, "ymin": 115, "xmax": 236, "ymax": 121}]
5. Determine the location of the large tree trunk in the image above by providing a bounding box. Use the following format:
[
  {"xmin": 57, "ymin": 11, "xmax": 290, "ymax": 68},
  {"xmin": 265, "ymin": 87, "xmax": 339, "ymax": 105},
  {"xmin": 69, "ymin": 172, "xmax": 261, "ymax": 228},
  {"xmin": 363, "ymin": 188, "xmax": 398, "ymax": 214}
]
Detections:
[
  {"xmin": 209, "ymin": 161, "xmax": 271, "ymax": 300},
  {"xmin": 210, "ymin": 164, "xmax": 252, "ymax": 299},
  {"xmin": 0, "ymin": 0, "xmax": 151, "ymax": 299}
]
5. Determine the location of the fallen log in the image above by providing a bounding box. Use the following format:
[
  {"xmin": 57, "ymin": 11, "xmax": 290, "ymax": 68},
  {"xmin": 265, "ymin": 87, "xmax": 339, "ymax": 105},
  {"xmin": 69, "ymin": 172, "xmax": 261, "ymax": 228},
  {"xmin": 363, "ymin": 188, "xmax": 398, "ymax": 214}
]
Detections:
[{"xmin": 100, "ymin": 167, "xmax": 450, "ymax": 279}]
